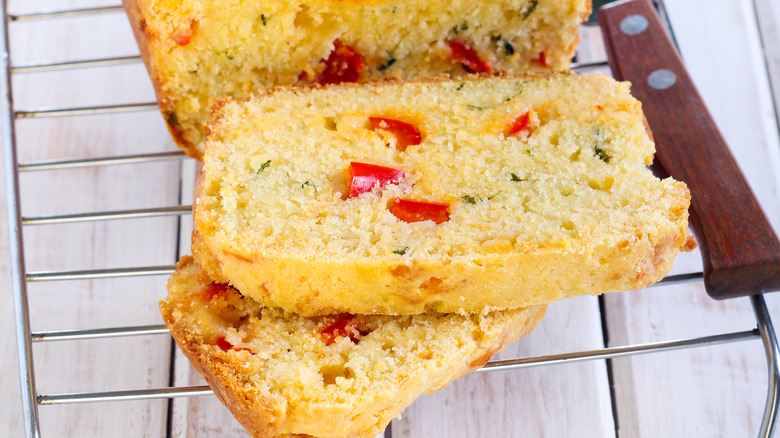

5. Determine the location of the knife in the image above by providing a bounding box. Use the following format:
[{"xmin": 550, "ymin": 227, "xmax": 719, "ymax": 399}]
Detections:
[{"xmin": 598, "ymin": 0, "xmax": 780, "ymax": 299}]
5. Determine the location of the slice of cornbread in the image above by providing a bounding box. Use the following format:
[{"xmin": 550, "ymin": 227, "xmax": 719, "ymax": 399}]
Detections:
[
  {"xmin": 123, "ymin": 0, "xmax": 591, "ymax": 158},
  {"xmin": 193, "ymin": 72, "xmax": 693, "ymax": 316},
  {"xmin": 162, "ymin": 256, "xmax": 545, "ymax": 438}
]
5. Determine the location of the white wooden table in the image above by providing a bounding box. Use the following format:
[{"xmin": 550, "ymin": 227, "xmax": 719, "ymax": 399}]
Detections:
[{"xmin": 1, "ymin": 0, "xmax": 779, "ymax": 436}]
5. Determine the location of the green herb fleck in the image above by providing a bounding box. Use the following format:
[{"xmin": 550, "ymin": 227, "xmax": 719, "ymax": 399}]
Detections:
[
  {"xmin": 168, "ymin": 112, "xmax": 180, "ymax": 127},
  {"xmin": 593, "ymin": 127, "xmax": 611, "ymax": 163},
  {"xmin": 392, "ymin": 6, "xmax": 397, "ymax": 13},
  {"xmin": 393, "ymin": 247, "xmax": 410, "ymax": 255},
  {"xmin": 225, "ymin": 51, "xmax": 234, "ymax": 60},
  {"xmin": 260, "ymin": 14, "xmax": 268, "ymax": 25},
  {"xmin": 510, "ymin": 173, "xmax": 524, "ymax": 182},
  {"xmin": 452, "ymin": 22, "xmax": 469, "ymax": 34},
  {"xmin": 468, "ymin": 95, "xmax": 515, "ymax": 111},
  {"xmin": 378, "ymin": 58, "xmax": 396, "ymax": 71},
  {"xmin": 504, "ymin": 41, "xmax": 515, "ymax": 55},
  {"xmin": 462, "ymin": 193, "xmax": 498, "ymax": 204},
  {"xmin": 521, "ymin": 0, "xmax": 538, "ymax": 20},
  {"xmin": 256, "ymin": 160, "xmax": 272, "ymax": 174},
  {"xmin": 301, "ymin": 180, "xmax": 315, "ymax": 189},
  {"xmin": 526, "ymin": 147, "xmax": 535, "ymax": 155},
  {"xmin": 594, "ymin": 146, "xmax": 612, "ymax": 163},
  {"xmin": 456, "ymin": 83, "xmax": 466, "ymax": 91}
]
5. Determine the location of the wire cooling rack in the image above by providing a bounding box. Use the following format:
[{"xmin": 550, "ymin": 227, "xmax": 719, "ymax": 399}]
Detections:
[{"xmin": 3, "ymin": 2, "xmax": 780, "ymax": 437}]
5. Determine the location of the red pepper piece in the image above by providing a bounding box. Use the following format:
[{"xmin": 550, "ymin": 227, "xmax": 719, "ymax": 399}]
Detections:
[
  {"xmin": 204, "ymin": 282, "xmax": 232, "ymax": 301},
  {"xmin": 369, "ymin": 117, "xmax": 422, "ymax": 151},
  {"xmin": 391, "ymin": 199, "xmax": 450, "ymax": 224},
  {"xmin": 215, "ymin": 336, "xmax": 251, "ymax": 352},
  {"xmin": 321, "ymin": 315, "xmax": 364, "ymax": 346},
  {"xmin": 507, "ymin": 111, "xmax": 531, "ymax": 138},
  {"xmin": 215, "ymin": 336, "xmax": 233, "ymax": 351},
  {"xmin": 316, "ymin": 40, "xmax": 364, "ymax": 84},
  {"xmin": 448, "ymin": 40, "xmax": 492, "ymax": 74},
  {"xmin": 348, "ymin": 162, "xmax": 407, "ymax": 198},
  {"xmin": 174, "ymin": 28, "xmax": 192, "ymax": 46},
  {"xmin": 538, "ymin": 51, "xmax": 549, "ymax": 67}
]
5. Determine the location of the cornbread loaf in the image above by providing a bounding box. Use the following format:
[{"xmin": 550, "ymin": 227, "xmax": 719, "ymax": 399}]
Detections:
[
  {"xmin": 193, "ymin": 72, "xmax": 693, "ymax": 316},
  {"xmin": 123, "ymin": 0, "xmax": 591, "ymax": 158},
  {"xmin": 162, "ymin": 256, "xmax": 545, "ymax": 438}
]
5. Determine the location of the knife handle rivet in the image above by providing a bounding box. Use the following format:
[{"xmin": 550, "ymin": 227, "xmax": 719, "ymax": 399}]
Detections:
[
  {"xmin": 648, "ymin": 69, "xmax": 677, "ymax": 90},
  {"xmin": 620, "ymin": 14, "xmax": 648, "ymax": 35}
]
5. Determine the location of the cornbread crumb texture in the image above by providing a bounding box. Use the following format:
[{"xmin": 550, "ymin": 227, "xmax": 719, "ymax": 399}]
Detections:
[
  {"xmin": 162, "ymin": 257, "xmax": 545, "ymax": 438},
  {"xmin": 125, "ymin": 0, "xmax": 591, "ymax": 156},
  {"xmin": 192, "ymin": 73, "xmax": 691, "ymax": 314}
]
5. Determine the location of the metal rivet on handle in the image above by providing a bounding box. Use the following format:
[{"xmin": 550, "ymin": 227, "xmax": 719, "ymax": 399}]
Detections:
[
  {"xmin": 648, "ymin": 69, "xmax": 677, "ymax": 90},
  {"xmin": 620, "ymin": 15, "xmax": 649, "ymax": 35}
]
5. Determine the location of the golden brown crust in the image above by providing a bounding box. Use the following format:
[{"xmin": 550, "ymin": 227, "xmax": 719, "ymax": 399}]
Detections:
[
  {"xmin": 162, "ymin": 258, "xmax": 287, "ymax": 438},
  {"xmin": 162, "ymin": 315, "xmax": 283, "ymax": 438},
  {"xmin": 122, "ymin": 0, "xmax": 199, "ymax": 157},
  {"xmin": 683, "ymin": 234, "xmax": 698, "ymax": 252}
]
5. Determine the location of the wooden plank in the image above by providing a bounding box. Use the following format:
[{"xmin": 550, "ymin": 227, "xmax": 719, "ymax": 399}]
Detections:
[
  {"xmin": 755, "ymin": 0, "xmax": 780, "ymax": 131},
  {"xmin": 0, "ymin": 0, "xmax": 181, "ymax": 436},
  {"xmin": 605, "ymin": 0, "xmax": 780, "ymax": 436}
]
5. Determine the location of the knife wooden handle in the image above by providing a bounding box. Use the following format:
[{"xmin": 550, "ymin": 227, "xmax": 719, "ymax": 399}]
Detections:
[{"xmin": 598, "ymin": 0, "xmax": 780, "ymax": 298}]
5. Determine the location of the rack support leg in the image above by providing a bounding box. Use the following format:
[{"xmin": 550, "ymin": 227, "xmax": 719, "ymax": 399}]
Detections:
[{"xmin": 752, "ymin": 294, "xmax": 780, "ymax": 438}]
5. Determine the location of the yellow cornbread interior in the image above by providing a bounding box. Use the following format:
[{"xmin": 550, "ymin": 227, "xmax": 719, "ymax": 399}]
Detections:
[
  {"xmin": 131, "ymin": 0, "xmax": 590, "ymax": 156},
  {"xmin": 162, "ymin": 257, "xmax": 545, "ymax": 437},
  {"xmin": 198, "ymin": 73, "xmax": 687, "ymax": 261}
]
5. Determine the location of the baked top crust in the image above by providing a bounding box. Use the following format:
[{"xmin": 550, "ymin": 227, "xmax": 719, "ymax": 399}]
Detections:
[
  {"xmin": 193, "ymin": 72, "xmax": 692, "ymax": 316},
  {"xmin": 161, "ymin": 256, "xmax": 546, "ymax": 438}
]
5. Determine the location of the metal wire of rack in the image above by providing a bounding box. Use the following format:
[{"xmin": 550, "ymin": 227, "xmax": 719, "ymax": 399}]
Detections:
[{"xmin": 3, "ymin": 2, "xmax": 780, "ymax": 438}]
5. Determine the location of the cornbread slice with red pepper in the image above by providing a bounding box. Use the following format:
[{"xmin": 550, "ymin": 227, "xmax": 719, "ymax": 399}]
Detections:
[
  {"xmin": 161, "ymin": 256, "xmax": 545, "ymax": 438},
  {"xmin": 123, "ymin": 0, "xmax": 590, "ymax": 158},
  {"xmin": 193, "ymin": 72, "xmax": 693, "ymax": 316}
]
